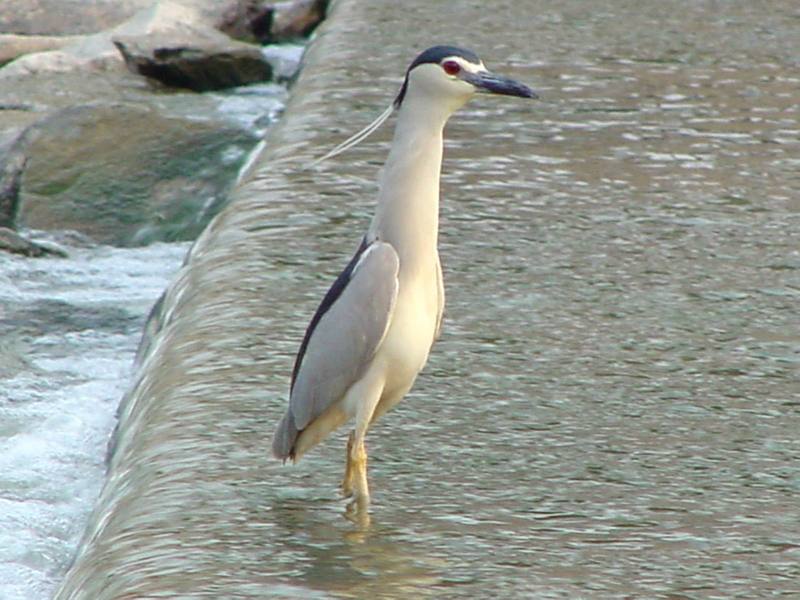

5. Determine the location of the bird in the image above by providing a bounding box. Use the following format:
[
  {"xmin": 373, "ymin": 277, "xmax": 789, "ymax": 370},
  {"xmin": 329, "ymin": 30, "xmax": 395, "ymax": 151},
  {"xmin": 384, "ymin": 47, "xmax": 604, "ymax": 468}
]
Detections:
[{"xmin": 272, "ymin": 45, "xmax": 536, "ymax": 518}]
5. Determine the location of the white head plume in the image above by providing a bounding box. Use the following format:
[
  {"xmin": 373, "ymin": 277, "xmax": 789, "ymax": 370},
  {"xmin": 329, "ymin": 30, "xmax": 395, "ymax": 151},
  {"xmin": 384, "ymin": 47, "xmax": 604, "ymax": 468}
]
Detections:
[{"xmin": 307, "ymin": 103, "xmax": 395, "ymax": 168}]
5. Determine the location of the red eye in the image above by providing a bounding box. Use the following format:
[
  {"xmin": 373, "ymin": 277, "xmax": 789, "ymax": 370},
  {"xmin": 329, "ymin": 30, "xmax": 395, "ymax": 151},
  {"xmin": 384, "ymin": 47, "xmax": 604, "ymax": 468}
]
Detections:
[{"xmin": 442, "ymin": 60, "xmax": 461, "ymax": 76}]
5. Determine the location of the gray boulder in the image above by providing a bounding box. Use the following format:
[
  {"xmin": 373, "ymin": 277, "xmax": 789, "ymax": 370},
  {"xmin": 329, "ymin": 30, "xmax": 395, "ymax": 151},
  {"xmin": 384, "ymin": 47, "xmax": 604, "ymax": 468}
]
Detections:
[
  {"xmin": 0, "ymin": 1, "xmax": 219, "ymax": 78},
  {"xmin": 0, "ymin": 34, "xmax": 85, "ymax": 67},
  {"xmin": 268, "ymin": 0, "xmax": 327, "ymax": 42},
  {"xmin": 113, "ymin": 32, "xmax": 272, "ymax": 91},
  {"xmin": 0, "ymin": 0, "xmax": 153, "ymax": 36},
  {"xmin": 17, "ymin": 103, "xmax": 258, "ymax": 246},
  {"xmin": 0, "ymin": 144, "xmax": 26, "ymax": 228},
  {"xmin": 0, "ymin": 227, "xmax": 67, "ymax": 257},
  {"xmin": 217, "ymin": 0, "xmax": 328, "ymax": 44}
]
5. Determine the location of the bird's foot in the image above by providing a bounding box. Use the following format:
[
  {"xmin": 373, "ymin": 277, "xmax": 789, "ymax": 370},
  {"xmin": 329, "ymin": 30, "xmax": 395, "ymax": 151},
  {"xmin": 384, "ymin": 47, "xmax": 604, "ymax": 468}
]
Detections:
[
  {"xmin": 344, "ymin": 493, "xmax": 371, "ymax": 528},
  {"xmin": 341, "ymin": 431, "xmax": 370, "ymax": 525}
]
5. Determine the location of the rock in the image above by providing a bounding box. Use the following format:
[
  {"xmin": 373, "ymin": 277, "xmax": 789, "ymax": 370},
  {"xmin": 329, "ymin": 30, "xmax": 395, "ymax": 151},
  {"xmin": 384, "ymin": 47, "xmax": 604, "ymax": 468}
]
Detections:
[
  {"xmin": 216, "ymin": 0, "xmax": 272, "ymax": 44},
  {"xmin": 0, "ymin": 226, "xmax": 67, "ymax": 257},
  {"xmin": 0, "ymin": 1, "xmax": 320, "ymax": 78},
  {"xmin": 0, "ymin": 0, "xmax": 153, "ymax": 36},
  {"xmin": 0, "ymin": 1, "xmax": 210, "ymax": 78},
  {"xmin": 17, "ymin": 103, "xmax": 258, "ymax": 246},
  {"xmin": 216, "ymin": 0, "xmax": 327, "ymax": 44},
  {"xmin": 0, "ymin": 0, "xmax": 272, "ymax": 91},
  {"xmin": 0, "ymin": 141, "xmax": 27, "ymax": 228},
  {"xmin": 0, "ymin": 0, "xmax": 300, "ymax": 248},
  {"xmin": 0, "ymin": 34, "xmax": 85, "ymax": 67},
  {"xmin": 114, "ymin": 32, "xmax": 272, "ymax": 91},
  {"xmin": 268, "ymin": 0, "xmax": 327, "ymax": 42}
]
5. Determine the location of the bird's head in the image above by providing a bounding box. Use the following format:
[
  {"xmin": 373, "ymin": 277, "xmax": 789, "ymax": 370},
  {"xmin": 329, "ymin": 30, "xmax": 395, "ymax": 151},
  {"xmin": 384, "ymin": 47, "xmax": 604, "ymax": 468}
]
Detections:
[
  {"xmin": 309, "ymin": 45, "xmax": 536, "ymax": 166},
  {"xmin": 394, "ymin": 45, "xmax": 537, "ymax": 114}
]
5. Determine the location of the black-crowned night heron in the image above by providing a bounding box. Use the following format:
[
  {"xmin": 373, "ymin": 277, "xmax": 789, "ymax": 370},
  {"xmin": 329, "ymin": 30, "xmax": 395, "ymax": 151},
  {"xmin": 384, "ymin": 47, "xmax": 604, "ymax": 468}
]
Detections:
[{"xmin": 272, "ymin": 45, "xmax": 536, "ymax": 518}]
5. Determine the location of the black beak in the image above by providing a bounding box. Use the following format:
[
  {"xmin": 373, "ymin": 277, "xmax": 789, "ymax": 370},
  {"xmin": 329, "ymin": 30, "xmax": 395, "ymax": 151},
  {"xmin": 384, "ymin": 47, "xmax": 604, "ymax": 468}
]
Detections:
[{"xmin": 464, "ymin": 70, "xmax": 538, "ymax": 99}]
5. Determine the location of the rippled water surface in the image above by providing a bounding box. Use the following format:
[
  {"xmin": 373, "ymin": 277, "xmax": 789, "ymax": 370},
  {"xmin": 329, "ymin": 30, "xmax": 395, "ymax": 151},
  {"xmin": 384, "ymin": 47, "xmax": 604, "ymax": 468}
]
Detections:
[{"xmin": 56, "ymin": 1, "xmax": 798, "ymax": 598}]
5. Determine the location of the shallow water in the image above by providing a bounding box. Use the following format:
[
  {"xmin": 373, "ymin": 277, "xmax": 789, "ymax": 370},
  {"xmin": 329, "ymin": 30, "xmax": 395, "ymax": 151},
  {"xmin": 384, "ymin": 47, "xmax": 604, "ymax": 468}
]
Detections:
[{"xmin": 44, "ymin": 0, "xmax": 800, "ymax": 598}]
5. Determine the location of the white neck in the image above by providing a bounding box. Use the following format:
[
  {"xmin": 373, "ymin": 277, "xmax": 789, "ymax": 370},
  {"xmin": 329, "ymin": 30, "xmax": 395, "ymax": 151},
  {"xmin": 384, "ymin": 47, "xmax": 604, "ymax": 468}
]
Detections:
[{"xmin": 369, "ymin": 94, "xmax": 452, "ymax": 270}]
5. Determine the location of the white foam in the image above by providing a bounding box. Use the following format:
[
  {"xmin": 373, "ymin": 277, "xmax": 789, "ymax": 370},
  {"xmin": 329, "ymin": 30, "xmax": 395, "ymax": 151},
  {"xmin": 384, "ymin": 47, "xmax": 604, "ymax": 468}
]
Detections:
[{"xmin": 0, "ymin": 241, "xmax": 189, "ymax": 599}]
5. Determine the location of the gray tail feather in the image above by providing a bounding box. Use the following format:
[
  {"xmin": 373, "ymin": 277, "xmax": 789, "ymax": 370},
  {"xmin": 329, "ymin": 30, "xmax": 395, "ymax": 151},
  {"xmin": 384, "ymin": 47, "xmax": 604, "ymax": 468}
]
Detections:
[{"xmin": 271, "ymin": 411, "xmax": 298, "ymax": 462}]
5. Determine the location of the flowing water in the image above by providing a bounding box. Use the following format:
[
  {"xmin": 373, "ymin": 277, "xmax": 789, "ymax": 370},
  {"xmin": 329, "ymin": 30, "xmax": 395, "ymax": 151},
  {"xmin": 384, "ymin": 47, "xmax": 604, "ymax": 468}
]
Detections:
[
  {"xmin": 0, "ymin": 240, "xmax": 189, "ymax": 599},
  {"xmin": 10, "ymin": 1, "xmax": 800, "ymax": 598}
]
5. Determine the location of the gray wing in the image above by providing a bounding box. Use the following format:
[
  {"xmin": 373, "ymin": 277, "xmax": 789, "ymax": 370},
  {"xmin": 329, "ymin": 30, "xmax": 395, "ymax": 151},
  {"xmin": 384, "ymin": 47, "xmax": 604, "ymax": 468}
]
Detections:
[{"xmin": 272, "ymin": 240, "xmax": 399, "ymax": 459}]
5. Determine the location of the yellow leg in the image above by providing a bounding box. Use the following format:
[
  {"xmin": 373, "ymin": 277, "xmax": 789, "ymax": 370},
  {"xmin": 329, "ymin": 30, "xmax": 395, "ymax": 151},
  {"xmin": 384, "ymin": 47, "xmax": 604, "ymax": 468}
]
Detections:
[
  {"xmin": 350, "ymin": 438, "xmax": 370, "ymax": 509},
  {"xmin": 344, "ymin": 437, "xmax": 371, "ymax": 527},
  {"xmin": 339, "ymin": 369, "xmax": 383, "ymax": 526},
  {"xmin": 341, "ymin": 431, "xmax": 355, "ymax": 498}
]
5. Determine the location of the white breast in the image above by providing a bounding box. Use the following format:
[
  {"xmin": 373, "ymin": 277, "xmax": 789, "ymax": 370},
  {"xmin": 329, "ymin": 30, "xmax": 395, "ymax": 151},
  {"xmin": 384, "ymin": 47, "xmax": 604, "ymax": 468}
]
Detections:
[{"xmin": 375, "ymin": 262, "xmax": 440, "ymax": 400}]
